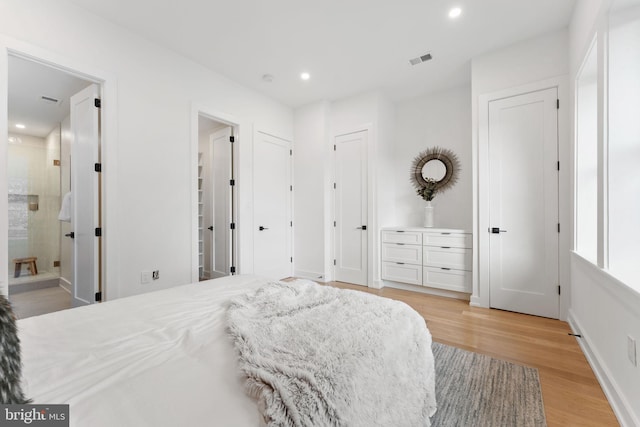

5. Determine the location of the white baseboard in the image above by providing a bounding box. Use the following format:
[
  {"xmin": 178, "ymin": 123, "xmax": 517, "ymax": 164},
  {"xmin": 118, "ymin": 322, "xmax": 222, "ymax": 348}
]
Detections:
[
  {"xmin": 59, "ymin": 277, "xmax": 72, "ymax": 294},
  {"xmin": 568, "ymin": 310, "xmax": 638, "ymax": 427},
  {"xmin": 382, "ymin": 280, "xmax": 470, "ymax": 301},
  {"xmin": 294, "ymin": 270, "xmax": 327, "ymax": 282},
  {"xmin": 370, "ymin": 279, "xmax": 384, "ymax": 289}
]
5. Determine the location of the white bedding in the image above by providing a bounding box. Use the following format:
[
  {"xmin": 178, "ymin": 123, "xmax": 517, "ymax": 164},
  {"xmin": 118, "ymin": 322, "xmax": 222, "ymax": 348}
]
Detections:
[{"xmin": 18, "ymin": 275, "xmax": 267, "ymax": 427}]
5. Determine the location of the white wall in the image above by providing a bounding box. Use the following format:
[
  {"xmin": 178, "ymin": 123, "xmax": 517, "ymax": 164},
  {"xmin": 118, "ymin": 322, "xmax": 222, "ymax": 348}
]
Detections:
[
  {"xmin": 568, "ymin": 0, "xmax": 640, "ymax": 425},
  {"xmin": 292, "ymin": 92, "xmax": 395, "ymax": 286},
  {"xmin": 394, "ymin": 85, "xmax": 472, "ymax": 230},
  {"xmin": 0, "ymin": 0, "xmax": 293, "ymax": 298},
  {"xmin": 470, "ymin": 30, "xmax": 571, "ymax": 314},
  {"xmin": 330, "ymin": 91, "xmax": 394, "ymax": 287},
  {"xmin": 293, "ymin": 101, "xmax": 330, "ymax": 280}
]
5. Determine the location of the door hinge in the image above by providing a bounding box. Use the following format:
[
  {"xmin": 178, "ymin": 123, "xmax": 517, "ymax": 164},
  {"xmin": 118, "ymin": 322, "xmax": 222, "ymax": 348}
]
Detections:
[
  {"xmin": 557, "ymin": 223, "xmax": 560, "ymax": 233},
  {"xmin": 230, "ymin": 266, "xmax": 236, "ymax": 274},
  {"xmin": 94, "ymin": 163, "xmax": 102, "ymax": 172},
  {"xmin": 333, "ymin": 220, "xmax": 336, "ymax": 227},
  {"xmin": 94, "ymin": 98, "xmax": 101, "ymax": 108},
  {"xmin": 558, "ymin": 285, "xmax": 561, "ymax": 295},
  {"xmin": 230, "ymin": 223, "xmax": 236, "ymax": 230},
  {"xmin": 333, "ymin": 259, "xmax": 336, "ymax": 266},
  {"xmin": 556, "ymin": 99, "xmax": 560, "ymax": 109},
  {"xmin": 230, "ymin": 179, "xmax": 235, "ymax": 186},
  {"xmin": 95, "ymin": 227, "xmax": 102, "ymax": 237},
  {"xmin": 290, "ymin": 185, "xmax": 293, "ymax": 191},
  {"xmin": 230, "ymin": 136, "xmax": 235, "ymax": 143},
  {"xmin": 333, "ymin": 182, "xmax": 336, "ymax": 189},
  {"xmin": 333, "ymin": 144, "xmax": 336, "ymax": 151},
  {"xmin": 95, "ymin": 291, "xmax": 102, "ymax": 302},
  {"xmin": 290, "ymin": 221, "xmax": 293, "ymax": 227},
  {"xmin": 557, "ymin": 161, "xmax": 560, "ymax": 171},
  {"xmin": 290, "ymin": 257, "xmax": 293, "ymax": 263},
  {"xmin": 290, "ymin": 149, "xmax": 292, "ymax": 156}
]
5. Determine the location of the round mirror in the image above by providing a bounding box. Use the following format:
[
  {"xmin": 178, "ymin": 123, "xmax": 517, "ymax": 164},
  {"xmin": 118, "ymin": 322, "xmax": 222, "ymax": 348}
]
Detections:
[
  {"xmin": 409, "ymin": 147, "xmax": 460, "ymax": 201},
  {"xmin": 421, "ymin": 159, "xmax": 447, "ymax": 181}
]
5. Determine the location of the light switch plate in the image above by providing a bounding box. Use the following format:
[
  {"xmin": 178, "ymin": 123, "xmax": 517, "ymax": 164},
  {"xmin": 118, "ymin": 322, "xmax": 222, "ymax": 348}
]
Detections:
[{"xmin": 141, "ymin": 271, "xmax": 151, "ymax": 284}]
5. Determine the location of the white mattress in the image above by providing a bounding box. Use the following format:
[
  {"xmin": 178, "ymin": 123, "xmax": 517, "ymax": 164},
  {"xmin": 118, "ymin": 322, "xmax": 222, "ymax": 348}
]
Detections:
[{"xmin": 18, "ymin": 275, "xmax": 268, "ymax": 427}]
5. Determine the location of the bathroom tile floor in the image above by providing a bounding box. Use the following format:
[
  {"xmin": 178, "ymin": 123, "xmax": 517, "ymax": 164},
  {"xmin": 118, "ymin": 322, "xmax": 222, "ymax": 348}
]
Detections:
[{"xmin": 9, "ymin": 286, "xmax": 72, "ymax": 319}]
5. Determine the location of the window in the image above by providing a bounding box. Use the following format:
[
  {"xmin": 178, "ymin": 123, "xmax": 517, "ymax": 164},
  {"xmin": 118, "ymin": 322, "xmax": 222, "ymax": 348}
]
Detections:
[
  {"xmin": 607, "ymin": 3, "xmax": 640, "ymax": 288},
  {"xmin": 575, "ymin": 39, "xmax": 598, "ymax": 263}
]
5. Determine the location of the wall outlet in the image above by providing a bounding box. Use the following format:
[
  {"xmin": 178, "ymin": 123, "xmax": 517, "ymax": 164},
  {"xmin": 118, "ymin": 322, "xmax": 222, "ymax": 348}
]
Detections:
[
  {"xmin": 152, "ymin": 270, "xmax": 159, "ymax": 280},
  {"xmin": 628, "ymin": 336, "xmax": 637, "ymax": 367},
  {"xmin": 141, "ymin": 271, "xmax": 152, "ymax": 284}
]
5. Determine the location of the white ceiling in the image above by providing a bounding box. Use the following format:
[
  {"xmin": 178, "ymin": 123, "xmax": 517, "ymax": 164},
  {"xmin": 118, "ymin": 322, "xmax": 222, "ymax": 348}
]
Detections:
[
  {"xmin": 8, "ymin": 55, "xmax": 92, "ymax": 138},
  {"xmin": 69, "ymin": 0, "xmax": 576, "ymax": 108}
]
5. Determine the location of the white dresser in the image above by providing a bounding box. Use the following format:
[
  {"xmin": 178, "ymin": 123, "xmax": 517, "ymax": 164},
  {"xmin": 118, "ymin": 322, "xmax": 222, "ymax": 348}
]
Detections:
[{"xmin": 381, "ymin": 227, "xmax": 472, "ymax": 293}]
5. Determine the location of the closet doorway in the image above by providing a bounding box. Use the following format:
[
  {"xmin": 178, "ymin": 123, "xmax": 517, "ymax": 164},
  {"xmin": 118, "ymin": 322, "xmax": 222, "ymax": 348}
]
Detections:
[
  {"xmin": 6, "ymin": 54, "xmax": 103, "ymax": 316},
  {"xmin": 197, "ymin": 114, "xmax": 236, "ymax": 280}
]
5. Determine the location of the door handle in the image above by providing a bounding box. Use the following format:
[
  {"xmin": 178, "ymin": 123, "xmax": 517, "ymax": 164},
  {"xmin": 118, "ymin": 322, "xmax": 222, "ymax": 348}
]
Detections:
[
  {"xmin": 207, "ymin": 226, "xmax": 214, "ymax": 231},
  {"xmin": 489, "ymin": 227, "xmax": 507, "ymax": 234},
  {"xmin": 65, "ymin": 232, "xmax": 75, "ymax": 239},
  {"xmin": 259, "ymin": 226, "xmax": 269, "ymax": 231},
  {"xmin": 356, "ymin": 225, "xmax": 367, "ymax": 230}
]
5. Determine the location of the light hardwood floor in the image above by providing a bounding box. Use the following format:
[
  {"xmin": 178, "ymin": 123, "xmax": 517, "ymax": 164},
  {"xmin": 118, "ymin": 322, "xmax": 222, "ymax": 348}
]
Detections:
[{"xmin": 325, "ymin": 281, "xmax": 619, "ymax": 427}]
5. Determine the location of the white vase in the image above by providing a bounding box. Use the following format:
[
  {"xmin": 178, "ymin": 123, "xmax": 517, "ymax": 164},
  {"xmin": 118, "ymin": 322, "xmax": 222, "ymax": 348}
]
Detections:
[{"xmin": 424, "ymin": 201, "xmax": 435, "ymax": 228}]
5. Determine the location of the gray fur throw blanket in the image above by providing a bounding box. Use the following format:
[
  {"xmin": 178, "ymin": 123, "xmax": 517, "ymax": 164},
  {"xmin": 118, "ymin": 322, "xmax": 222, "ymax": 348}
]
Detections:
[
  {"xmin": 226, "ymin": 280, "xmax": 436, "ymax": 427},
  {"xmin": 0, "ymin": 294, "xmax": 30, "ymax": 404}
]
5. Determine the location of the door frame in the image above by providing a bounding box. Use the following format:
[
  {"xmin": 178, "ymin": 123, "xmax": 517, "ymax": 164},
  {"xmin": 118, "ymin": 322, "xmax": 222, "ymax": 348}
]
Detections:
[
  {"xmin": 190, "ymin": 105, "xmax": 240, "ymax": 282},
  {"xmin": 332, "ymin": 125, "xmax": 374, "ymax": 287},
  {"xmin": 474, "ymin": 76, "xmax": 570, "ymax": 319},
  {"xmin": 0, "ymin": 36, "xmax": 115, "ymax": 300}
]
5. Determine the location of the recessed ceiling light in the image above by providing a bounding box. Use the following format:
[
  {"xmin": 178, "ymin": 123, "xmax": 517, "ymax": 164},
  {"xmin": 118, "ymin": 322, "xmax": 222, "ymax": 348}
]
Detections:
[
  {"xmin": 15, "ymin": 123, "xmax": 25, "ymax": 129},
  {"xmin": 449, "ymin": 7, "xmax": 462, "ymax": 19},
  {"xmin": 300, "ymin": 72, "xmax": 310, "ymax": 81}
]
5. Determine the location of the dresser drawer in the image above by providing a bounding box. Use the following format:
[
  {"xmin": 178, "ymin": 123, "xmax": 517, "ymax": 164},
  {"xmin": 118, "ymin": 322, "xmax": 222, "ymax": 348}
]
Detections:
[
  {"xmin": 382, "ymin": 243, "xmax": 422, "ymax": 265},
  {"xmin": 423, "ymin": 267, "xmax": 471, "ymax": 293},
  {"xmin": 423, "ymin": 247, "xmax": 471, "ymax": 270},
  {"xmin": 381, "ymin": 230, "xmax": 422, "ymax": 245},
  {"xmin": 423, "ymin": 232, "xmax": 471, "ymax": 249},
  {"xmin": 382, "ymin": 262, "xmax": 422, "ymax": 285}
]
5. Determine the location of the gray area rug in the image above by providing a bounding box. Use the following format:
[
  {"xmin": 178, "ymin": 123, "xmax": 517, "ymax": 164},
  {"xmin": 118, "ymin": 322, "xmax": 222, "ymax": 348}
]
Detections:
[{"xmin": 431, "ymin": 342, "xmax": 547, "ymax": 427}]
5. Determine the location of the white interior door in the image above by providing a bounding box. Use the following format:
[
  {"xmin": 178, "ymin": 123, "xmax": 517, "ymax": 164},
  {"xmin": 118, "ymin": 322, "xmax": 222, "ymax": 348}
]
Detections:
[
  {"xmin": 70, "ymin": 83, "xmax": 100, "ymax": 306},
  {"xmin": 210, "ymin": 127, "xmax": 232, "ymax": 278},
  {"xmin": 253, "ymin": 132, "xmax": 291, "ymax": 279},
  {"xmin": 334, "ymin": 130, "xmax": 368, "ymax": 286},
  {"xmin": 488, "ymin": 87, "xmax": 559, "ymax": 318}
]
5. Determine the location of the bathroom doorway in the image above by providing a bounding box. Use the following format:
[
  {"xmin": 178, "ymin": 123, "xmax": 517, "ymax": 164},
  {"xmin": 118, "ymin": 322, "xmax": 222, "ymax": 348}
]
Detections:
[{"xmin": 6, "ymin": 55, "xmax": 98, "ymax": 317}]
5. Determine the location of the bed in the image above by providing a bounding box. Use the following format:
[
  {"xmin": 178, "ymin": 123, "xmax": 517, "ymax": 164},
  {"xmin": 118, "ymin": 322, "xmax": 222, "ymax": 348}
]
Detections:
[{"xmin": 16, "ymin": 275, "xmax": 436, "ymax": 426}]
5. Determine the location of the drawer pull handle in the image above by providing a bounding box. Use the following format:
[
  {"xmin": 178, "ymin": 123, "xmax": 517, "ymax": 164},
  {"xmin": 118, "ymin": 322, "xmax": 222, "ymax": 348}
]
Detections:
[
  {"xmin": 397, "ymin": 262, "xmax": 405, "ymax": 265},
  {"xmin": 441, "ymin": 232, "xmax": 451, "ymax": 235},
  {"xmin": 440, "ymin": 246, "xmax": 451, "ymax": 249},
  {"xmin": 397, "ymin": 243, "xmax": 405, "ymax": 246},
  {"xmin": 441, "ymin": 267, "xmax": 451, "ymax": 271},
  {"xmin": 396, "ymin": 230, "xmax": 405, "ymax": 233}
]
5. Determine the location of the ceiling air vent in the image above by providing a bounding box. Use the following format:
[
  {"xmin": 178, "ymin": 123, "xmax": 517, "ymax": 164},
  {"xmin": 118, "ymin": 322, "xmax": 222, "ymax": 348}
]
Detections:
[
  {"xmin": 409, "ymin": 53, "xmax": 433, "ymax": 66},
  {"xmin": 41, "ymin": 95, "xmax": 60, "ymax": 104}
]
